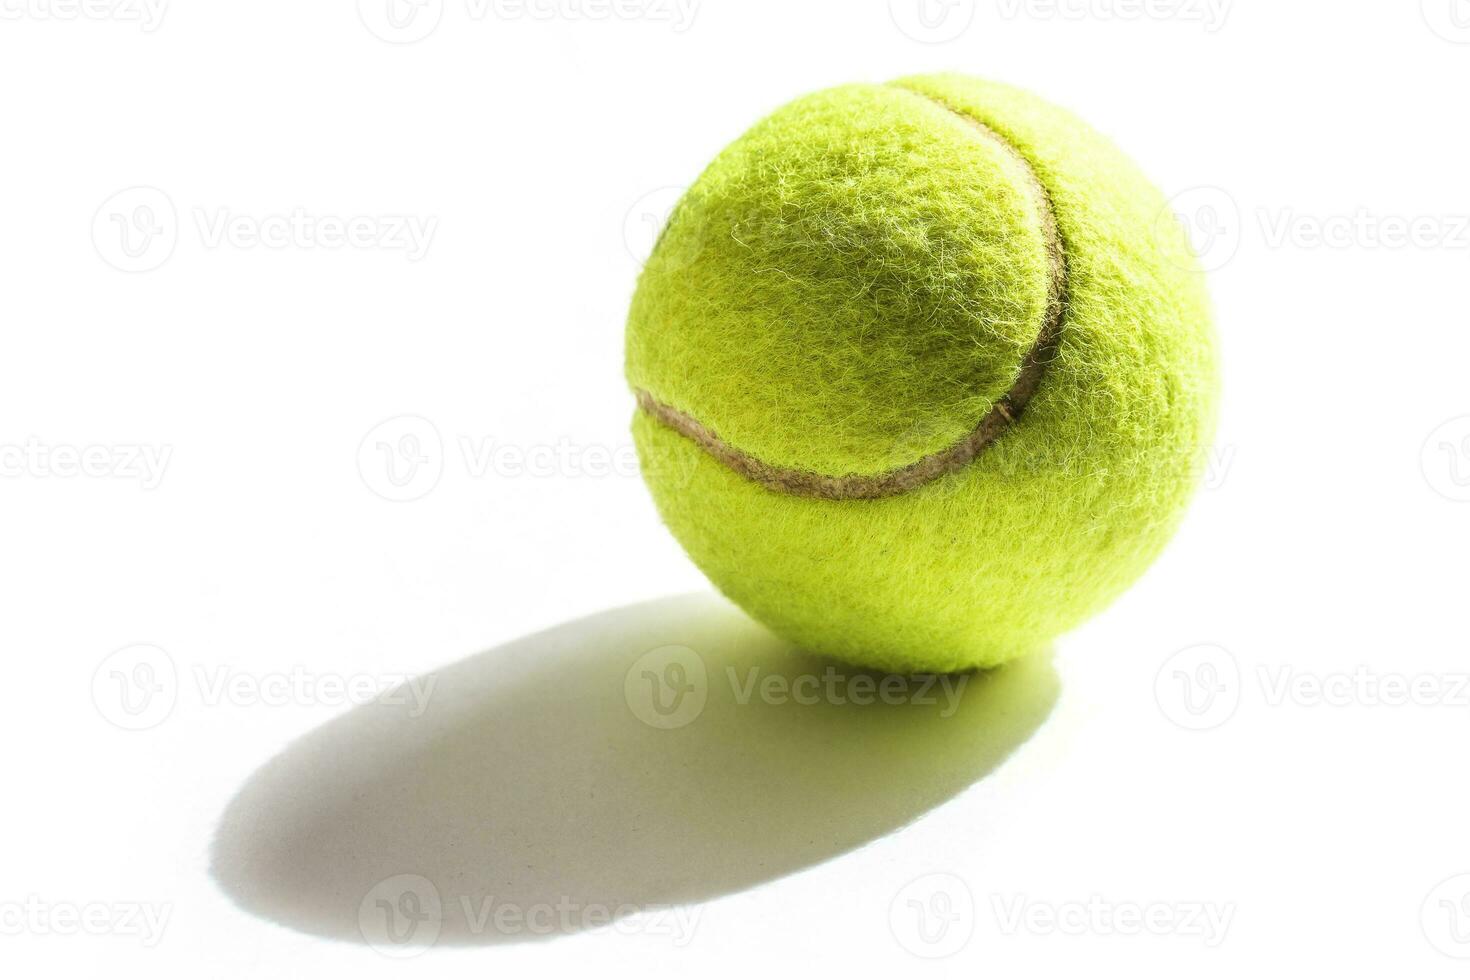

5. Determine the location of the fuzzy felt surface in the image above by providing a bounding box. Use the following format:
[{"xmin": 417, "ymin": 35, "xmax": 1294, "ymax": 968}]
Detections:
[
  {"xmin": 626, "ymin": 82, "xmax": 1055, "ymax": 477},
  {"xmin": 626, "ymin": 73, "xmax": 1218, "ymax": 673}
]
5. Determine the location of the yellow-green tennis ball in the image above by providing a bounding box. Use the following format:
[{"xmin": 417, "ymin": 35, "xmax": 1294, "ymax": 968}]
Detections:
[{"xmin": 626, "ymin": 73, "xmax": 1218, "ymax": 674}]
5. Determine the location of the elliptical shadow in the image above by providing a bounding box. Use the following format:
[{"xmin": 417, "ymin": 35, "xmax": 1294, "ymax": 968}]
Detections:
[{"xmin": 210, "ymin": 593, "xmax": 1058, "ymax": 946}]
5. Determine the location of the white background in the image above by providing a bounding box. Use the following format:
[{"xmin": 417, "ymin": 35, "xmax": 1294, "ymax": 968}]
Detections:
[{"xmin": 4, "ymin": 1, "xmax": 1470, "ymax": 976}]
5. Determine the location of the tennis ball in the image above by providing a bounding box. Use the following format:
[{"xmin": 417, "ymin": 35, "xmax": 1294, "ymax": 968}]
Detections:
[{"xmin": 626, "ymin": 73, "xmax": 1218, "ymax": 674}]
